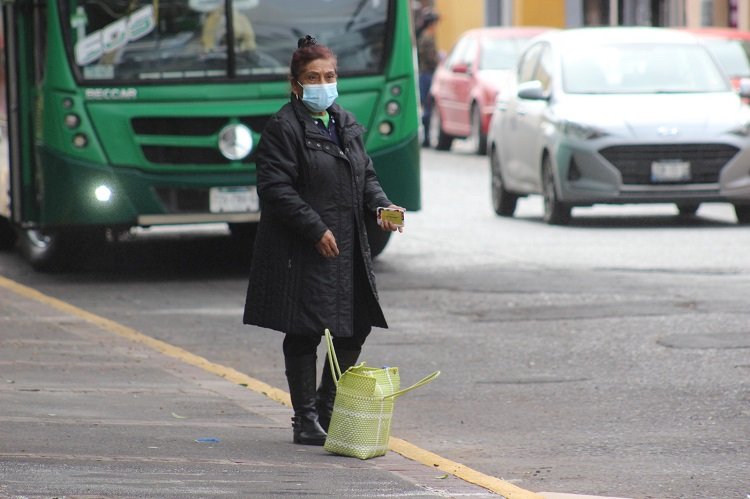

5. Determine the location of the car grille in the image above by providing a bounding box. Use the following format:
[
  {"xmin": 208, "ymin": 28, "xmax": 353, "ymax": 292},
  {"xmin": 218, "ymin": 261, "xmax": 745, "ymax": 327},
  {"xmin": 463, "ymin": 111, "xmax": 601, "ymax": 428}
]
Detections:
[
  {"xmin": 131, "ymin": 115, "xmax": 269, "ymax": 165},
  {"xmin": 599, "ymin": 144, "xmax": 739, "ymax": 185}
]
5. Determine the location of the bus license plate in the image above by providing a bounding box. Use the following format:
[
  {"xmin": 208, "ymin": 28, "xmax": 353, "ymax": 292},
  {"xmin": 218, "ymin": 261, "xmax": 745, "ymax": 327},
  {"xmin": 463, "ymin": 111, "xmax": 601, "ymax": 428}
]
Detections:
[
  {"xmin": 651, "ymin": 160, "xmax": 691, "ymax": 183},
  {"xmin": 209, "ymin": 186, "xmax": 259, "ymax": 213}
]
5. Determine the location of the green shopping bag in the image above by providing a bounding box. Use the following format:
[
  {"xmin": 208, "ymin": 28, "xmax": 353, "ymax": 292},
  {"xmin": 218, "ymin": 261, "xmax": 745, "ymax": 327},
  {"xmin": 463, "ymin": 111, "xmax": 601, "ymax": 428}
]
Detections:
[{"xmin": 323, "ymin": 329, "xmax": 440, "ymax": 459}]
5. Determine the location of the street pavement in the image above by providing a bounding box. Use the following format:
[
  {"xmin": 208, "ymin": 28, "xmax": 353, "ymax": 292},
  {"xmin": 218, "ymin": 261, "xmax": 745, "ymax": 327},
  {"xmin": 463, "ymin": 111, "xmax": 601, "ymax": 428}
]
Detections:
[
  {"xmin": 0, "ymin": 277, "xmax": 517, "ymax": 498},
  {"xmin": 0, "ymin": 274, "xmax": 636, "ymax": 499}
]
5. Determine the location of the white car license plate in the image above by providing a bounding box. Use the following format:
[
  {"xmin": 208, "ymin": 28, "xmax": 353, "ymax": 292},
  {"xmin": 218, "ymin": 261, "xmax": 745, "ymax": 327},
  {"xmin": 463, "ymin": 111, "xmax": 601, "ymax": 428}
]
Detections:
[
  {"xmin": 209, "ymin": 186, "xmax": 259, "ymax": 213},
  {"xmin": 651, "ymin": 160, "xmax": 691, "ymax": 183}
]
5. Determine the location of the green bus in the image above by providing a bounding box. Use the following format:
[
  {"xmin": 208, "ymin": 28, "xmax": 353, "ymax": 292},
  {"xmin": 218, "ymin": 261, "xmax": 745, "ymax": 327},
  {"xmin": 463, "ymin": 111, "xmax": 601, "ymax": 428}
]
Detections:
[{"xmin": 0, "ymin": 0, "xmax": 421, "ymax": 269}]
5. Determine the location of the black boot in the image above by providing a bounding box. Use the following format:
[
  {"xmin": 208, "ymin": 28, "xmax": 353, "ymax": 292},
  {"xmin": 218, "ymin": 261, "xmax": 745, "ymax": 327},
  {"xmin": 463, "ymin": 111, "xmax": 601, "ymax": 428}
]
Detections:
[
  {"xmin": 316, "ymin": 349, "xmax": 361, "ymax": 432},
  {"xmin": 285, "ymin": 354, "xmax": 327, "ymax": 445}
]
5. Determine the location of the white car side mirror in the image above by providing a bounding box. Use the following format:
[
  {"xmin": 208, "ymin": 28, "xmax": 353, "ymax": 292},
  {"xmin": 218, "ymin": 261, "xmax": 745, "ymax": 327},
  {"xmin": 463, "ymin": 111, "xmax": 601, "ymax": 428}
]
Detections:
[
  {"xmin": 739, "ymin": 78, "xmax": 750, "ymax": 100},
  {"xmin": 517, "ymin": 80, "xmax": 549, "ymax": 101}
]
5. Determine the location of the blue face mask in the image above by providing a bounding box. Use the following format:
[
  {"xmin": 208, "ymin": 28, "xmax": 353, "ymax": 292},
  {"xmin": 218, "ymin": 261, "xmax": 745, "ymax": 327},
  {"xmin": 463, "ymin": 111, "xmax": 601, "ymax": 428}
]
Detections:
[{"xmin": 298, "ymin": 81, "xmax": 338, "ymax": 113}]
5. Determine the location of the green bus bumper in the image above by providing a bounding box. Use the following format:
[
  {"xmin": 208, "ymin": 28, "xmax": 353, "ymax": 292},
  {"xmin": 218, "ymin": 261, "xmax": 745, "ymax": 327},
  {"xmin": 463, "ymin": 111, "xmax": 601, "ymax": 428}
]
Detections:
[
  {"xmin": 36, "ymin": 149, "xmax": 256, "ymax": 228},
  {"xmin": 33, "ymin": 130, "xmax": 418, "ymax": 228}
]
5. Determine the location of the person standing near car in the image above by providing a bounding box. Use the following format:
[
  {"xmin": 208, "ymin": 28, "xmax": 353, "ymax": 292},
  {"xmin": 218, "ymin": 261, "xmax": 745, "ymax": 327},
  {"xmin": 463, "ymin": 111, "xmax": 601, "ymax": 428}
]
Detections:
[
  {"xmin": 243, "ymin": 36, "xmax": 405, "ymax": 446},
  {"xmin": 416, "ymin": 7, "xmax": 440, "ymax": 147},
  {"xmin": 417, "ymin": 7, "xmax": 440, "ymax": 147}
]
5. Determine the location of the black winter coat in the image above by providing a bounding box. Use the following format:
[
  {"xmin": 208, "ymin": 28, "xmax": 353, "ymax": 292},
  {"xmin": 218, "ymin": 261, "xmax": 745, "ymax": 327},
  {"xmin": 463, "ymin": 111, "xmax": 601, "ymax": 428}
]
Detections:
[{"xmin": 243, "ymin": 96, "xmax": 391, "ymax": 337}]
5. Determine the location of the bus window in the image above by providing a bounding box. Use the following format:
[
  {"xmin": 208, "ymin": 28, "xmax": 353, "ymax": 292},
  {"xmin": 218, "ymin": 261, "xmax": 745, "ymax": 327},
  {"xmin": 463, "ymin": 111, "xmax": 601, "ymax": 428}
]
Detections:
[{"xmin": 66, "ymin": 0, "xmax": 389, "ymax": 82}]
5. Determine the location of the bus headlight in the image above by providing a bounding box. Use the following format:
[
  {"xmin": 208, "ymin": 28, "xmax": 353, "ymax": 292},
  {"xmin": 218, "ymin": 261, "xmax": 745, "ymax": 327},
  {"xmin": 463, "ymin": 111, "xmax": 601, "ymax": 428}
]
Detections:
[
  {"xmin": 386, "ymin": 101, "xmax": 400, "ymax": 116},
  {"xmin": 94, "ymin": 185, "xmax": 112, "ymax": 203},
  {"xmin": 390, "ymin": 85, "xmax": 402, "ymax": 96},
  {"xmin": 73, "ymin": 133, "xmax": 88, "ymax": 148},
  {"xmin": 218, "ymin": 123, "xmax": 253, "ymax": 160},
  {"xmin": 378, "ymin": 121, "xmax": 393, "ymax": 136}
]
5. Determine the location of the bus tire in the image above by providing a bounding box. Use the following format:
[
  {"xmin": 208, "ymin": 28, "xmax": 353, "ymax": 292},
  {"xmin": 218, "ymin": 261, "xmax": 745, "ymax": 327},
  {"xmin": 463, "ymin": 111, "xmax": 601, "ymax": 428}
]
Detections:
[
  {"xmin": 365, "ymin": 214, "xmax": 391, "ymax": 259},
  {"xmin": 19, "ymin": 228, "xmax": 104, "ymax": 271},
  {"xmin": 0, "ymin": 217, "xmax": 17, "ymax": 251},
  {"xmin": 228, "ymin": 222, "xmax": 258, "ymax": 245},
  {"xmin": 19, "ymin": 229, "xmax": 69, "ymax": 271}
]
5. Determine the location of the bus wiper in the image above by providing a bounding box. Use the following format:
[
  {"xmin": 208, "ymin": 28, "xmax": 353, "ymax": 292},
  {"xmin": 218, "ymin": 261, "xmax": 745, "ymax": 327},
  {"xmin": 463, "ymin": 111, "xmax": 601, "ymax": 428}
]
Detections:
[{"xmin": 346, "ymin": 0, "xmax": 370, "ymax": 31}]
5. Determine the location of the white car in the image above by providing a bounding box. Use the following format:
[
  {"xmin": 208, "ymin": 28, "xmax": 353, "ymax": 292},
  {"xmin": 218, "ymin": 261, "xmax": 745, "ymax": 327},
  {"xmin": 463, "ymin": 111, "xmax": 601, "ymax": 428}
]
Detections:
[{"xmin": 487, "ymin": 27, "xmax": 750, "ymax": 224}]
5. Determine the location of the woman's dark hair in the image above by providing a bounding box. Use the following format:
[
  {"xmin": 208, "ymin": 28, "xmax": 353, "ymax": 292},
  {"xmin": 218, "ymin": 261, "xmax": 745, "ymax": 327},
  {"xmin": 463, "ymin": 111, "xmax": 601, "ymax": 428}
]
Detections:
[{"xmin": 290, "ymin": 35, "xmax": 337, "ymax": 81}]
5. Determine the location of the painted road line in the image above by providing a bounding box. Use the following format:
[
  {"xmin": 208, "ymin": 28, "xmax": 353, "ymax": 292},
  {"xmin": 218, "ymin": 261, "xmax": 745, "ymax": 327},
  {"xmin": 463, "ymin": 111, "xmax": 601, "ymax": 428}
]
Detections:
[
  {"xmin": 0, "ymin": 275, "xmax": 543, "ymax": 499},
  {"xmin": 389, "ymin": 436, "xmax": 543, "ymax": 499},
  {"xmin": 0, "ymin": 275, "xmax": 291, "ymax": 406}
]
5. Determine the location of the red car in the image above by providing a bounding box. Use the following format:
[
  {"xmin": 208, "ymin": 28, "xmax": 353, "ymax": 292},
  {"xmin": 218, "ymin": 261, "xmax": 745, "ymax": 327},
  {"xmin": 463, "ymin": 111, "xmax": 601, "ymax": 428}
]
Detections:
[
  {"xmin": 428, "ymin": 26, "xmax": 549, "ymax": 154},
  {"xmin": 682, "ymin": 28, "xmax": 750, "ymax": 91}
]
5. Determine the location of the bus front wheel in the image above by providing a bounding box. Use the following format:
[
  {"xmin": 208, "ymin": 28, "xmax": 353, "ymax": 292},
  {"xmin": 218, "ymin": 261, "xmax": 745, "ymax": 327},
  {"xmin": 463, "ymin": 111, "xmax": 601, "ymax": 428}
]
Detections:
[
  {"xmin": 228, "ymin": 222, "xmax": 258, "ymax": 245},
  {"xmin": 19, "ymin": 229, "xmax": 69, "ymax": 271},
  {"xmin": 19, "ymin": 228, "xmax": 104, "ymax": 271}
]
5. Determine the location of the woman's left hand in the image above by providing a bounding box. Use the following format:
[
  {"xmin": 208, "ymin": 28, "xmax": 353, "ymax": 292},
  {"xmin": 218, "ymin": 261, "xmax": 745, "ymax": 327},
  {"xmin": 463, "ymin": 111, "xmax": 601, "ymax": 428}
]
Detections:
[{"xmin": 380, "ymin": 204, "xmax": 405, "ymax": 233}]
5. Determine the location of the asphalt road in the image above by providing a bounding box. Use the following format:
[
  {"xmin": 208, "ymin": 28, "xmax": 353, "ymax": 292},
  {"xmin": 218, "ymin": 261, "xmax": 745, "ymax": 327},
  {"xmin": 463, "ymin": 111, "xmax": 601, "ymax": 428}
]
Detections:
[{"xmin": 1, "ymin": 144, "xmax": 748, "ymax": 499}]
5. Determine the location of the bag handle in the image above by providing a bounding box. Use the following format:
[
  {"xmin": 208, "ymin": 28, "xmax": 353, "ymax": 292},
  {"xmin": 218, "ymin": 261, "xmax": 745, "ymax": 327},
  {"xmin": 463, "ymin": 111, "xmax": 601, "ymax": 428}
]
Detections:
[
  {"xmin": 384, "ymin": 370, "xmax": 440, "ymax": 400},
  {"xmin": 325, "ymin": 329, "xmax": 440, "ymax": 397},
  {"xmin": 324, "ymin": 329, "xmax": 342, "ymax": 383}
]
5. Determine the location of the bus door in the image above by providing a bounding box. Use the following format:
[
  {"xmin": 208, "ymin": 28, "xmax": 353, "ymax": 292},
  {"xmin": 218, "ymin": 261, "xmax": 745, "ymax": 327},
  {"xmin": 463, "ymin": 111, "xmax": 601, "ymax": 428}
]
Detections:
[{"xmin": 0, "ymin": 0, "xmax": 44, "ymax": 248}]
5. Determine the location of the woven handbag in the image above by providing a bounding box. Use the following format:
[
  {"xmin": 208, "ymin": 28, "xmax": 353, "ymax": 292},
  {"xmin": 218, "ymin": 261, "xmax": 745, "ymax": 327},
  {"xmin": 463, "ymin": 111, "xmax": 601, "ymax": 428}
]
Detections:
[{"xmin": 323, "ymin": 329, "xmax": 440, "ymax": 460}]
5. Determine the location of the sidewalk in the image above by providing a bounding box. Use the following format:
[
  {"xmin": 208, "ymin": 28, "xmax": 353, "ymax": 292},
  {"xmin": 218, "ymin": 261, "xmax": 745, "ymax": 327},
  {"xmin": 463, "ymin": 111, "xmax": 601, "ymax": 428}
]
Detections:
[{"xmin": 0, "ymin": 280, "xmax": 502, "ymax": 498}]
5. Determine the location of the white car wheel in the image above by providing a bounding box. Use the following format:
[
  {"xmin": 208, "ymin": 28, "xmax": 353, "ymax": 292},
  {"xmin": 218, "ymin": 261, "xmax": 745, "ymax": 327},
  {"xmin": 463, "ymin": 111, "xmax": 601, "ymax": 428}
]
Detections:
[
  {"xmin": 542, "ymin": 157, "xmax": 571, "ymax": 225},
  {"xmin": 490, "ymin": 148, "xmax": 518, "ymax": 217}
]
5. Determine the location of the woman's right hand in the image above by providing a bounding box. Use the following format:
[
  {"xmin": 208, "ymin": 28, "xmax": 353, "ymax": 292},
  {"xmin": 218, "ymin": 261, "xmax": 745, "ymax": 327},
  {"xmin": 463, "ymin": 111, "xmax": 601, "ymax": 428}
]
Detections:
[{"xmin": 315, "ymin": 229, "xmax": 339, "ymax": 258}]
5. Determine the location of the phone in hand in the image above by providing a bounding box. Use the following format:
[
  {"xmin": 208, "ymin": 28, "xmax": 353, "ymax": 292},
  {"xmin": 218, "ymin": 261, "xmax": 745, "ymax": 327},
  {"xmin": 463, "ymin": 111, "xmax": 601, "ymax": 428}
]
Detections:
[{"xmin": 377, "ymin": 207, "xmax": 405, "ymax": 227}]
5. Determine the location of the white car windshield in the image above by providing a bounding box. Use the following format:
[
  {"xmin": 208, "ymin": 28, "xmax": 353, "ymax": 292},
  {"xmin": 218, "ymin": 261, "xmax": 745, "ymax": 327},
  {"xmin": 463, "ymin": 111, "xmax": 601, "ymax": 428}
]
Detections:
[
  {"xmin": 701, "ymin": 39, "xmax": 750, "ymax": 78},
  {"xmin": 562, "ymin": 43, "xmax": 730, "ymax": 94}
]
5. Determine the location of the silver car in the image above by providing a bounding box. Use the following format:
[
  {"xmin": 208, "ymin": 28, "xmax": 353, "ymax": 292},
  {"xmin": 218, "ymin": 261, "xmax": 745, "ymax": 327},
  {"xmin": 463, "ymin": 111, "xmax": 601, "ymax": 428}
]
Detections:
[{"xmin": 487, "ymin": 27, "xmax": 750, "ymax": 224}]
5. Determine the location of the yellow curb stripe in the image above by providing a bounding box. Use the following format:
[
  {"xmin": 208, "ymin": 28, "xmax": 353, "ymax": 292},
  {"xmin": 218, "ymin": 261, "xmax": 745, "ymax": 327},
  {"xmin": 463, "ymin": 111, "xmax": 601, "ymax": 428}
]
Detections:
[
  {"xmin": 0, "ymin": 275, "xmax": 291, "ymax": 407},
  {"xmin": 0, "ymin": 274, "xmax": 541, "ymax": 498},
  {"xmin": 389, "ymin": 436, "xmax": 543, "ymax": 499}
]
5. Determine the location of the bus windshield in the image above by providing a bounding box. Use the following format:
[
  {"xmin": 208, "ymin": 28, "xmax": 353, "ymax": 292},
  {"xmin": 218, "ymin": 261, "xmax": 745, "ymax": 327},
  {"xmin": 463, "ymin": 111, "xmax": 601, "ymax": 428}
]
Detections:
[{"xmin": 62, "ymin": 0, "xmax": 390, "ymax": 82}]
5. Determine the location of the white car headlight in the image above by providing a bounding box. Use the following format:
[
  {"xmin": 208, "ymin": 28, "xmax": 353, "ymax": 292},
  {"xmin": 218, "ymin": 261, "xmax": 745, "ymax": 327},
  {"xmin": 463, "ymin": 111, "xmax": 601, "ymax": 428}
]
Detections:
[
  {"xmin": 559, "ymin": 119, "xmax": 607, "ymax": 140},
  {"xmin": 728, "ymin": 108, "xmax": 750, "ymax": 137},
  {"xmin": 729, "ymin": 122, "xmax": 750, "ymax": 137}
]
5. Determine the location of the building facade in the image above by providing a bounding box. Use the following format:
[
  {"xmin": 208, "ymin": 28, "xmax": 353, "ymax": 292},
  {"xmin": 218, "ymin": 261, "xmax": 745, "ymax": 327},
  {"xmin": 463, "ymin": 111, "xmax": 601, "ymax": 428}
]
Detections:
[{"xmin": 431, "ymin": 0, "xmax": 750, "ymax": 54}]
